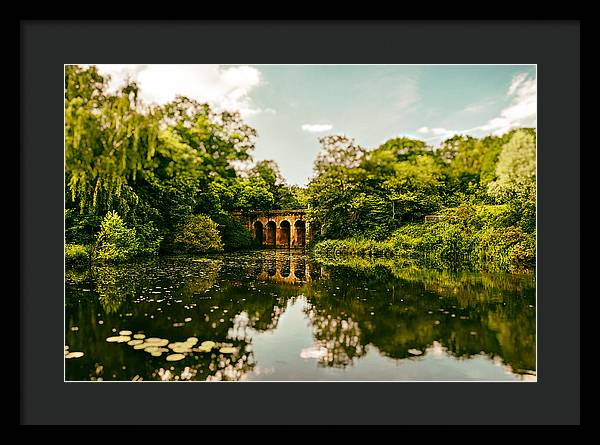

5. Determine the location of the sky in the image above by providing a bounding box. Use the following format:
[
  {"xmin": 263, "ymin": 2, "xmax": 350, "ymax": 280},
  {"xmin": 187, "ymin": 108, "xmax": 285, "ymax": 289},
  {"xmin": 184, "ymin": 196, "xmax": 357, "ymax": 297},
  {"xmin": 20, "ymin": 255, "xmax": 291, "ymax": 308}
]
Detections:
[{"xmin": 89, "ymin": 64, "xmax": 537, "ymax": 186}]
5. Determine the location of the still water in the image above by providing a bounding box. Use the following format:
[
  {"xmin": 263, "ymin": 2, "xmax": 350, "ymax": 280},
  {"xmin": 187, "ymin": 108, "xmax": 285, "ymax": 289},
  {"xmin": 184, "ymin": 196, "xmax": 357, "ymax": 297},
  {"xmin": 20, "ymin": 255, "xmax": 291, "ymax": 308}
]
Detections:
[{"xmin": 65, "ymin": 250, "xmax": 536, "ymax": 381}]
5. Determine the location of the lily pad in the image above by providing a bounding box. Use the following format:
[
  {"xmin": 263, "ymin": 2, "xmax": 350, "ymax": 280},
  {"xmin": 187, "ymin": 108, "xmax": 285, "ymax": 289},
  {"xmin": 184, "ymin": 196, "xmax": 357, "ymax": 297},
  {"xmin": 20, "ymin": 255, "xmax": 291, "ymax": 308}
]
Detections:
[
  {"xmin": 219, "ymin": 347, "xmax": 237, "ymax": 354},
  {"xmin": 133, "ymin": 334, "xmax": 146, "ymax": 339},
  {"xmin": 119, "ymin": 330, "xmax": 132, "ymax": 336},
  {"xmin": 201, "ymin": 341, "xmax": 216, "ymax": 349},
  {"xmin": 144, "ymin": 338, "xmax": 169, "ymax": 347},
  {"xmin": 65, "ymin": 351, "xmax": 84, "ymax": 359},
  {"xmin": 144, "ymin": 346, "xmax": 169, "ymax": 353},
  {"xmin": 127, "ymin": 339, "xmax": 144, "ymax": 346},
  {"xmin": 166, "ymin": 353, "xmax": 186, "ymax": 361},
  {"xmin": 106, "ymin": 336, "xmax": 131, "ymax": 343},
  {"xmin": 144, "ymin": 337, "xmax": 165, "ymax": 343}
]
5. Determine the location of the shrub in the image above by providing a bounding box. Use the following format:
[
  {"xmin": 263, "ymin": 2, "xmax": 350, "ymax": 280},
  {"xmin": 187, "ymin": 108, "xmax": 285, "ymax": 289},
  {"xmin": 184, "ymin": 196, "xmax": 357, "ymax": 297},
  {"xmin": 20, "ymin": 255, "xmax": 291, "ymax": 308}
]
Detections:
[
  {"xmin": 92, "ymin": 211, "xmax": 140, "ymax": 262},
  {"xmin": 174, "ymin": 214, "xmax": 224, "ymax": 253},
  {"xmin": 133, "ymin": 220, "xmax": 163, "ymax": 256},
  {"xmin": 65, "ymin": 208, "xmax": 101, "ymax": 245},
  {"xmin": 65, "ymin": 243, "xmax": 90, "ymax": 266},
  {"xmin": 213, "ymin": 214, "xmax": 255, "ymax": 250},
  {"xmin": 314, "ymin": 206, "xmax": 536, "ymax": 274}
]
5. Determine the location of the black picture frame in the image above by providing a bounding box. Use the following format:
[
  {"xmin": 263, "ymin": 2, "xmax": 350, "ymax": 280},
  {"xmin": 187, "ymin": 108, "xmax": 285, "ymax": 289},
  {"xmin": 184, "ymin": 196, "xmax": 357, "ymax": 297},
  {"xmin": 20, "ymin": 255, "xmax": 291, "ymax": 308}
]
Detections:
[{"xmin": 20, "ymin": 20, "xmax": 580, "ymax": 425}]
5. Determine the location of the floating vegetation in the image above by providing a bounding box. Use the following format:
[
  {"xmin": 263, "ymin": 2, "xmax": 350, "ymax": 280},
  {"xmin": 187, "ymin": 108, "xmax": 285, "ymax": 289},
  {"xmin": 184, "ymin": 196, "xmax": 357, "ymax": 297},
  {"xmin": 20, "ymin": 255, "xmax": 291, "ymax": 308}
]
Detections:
[
  {"xmin": 133, "ymin": 334, "xmax": 146, "ymax": 339},
  {"xmin": 144, "ymin": 338, "xmax": 169, "ymax": 347},
  {"xmin": 65, "ymin": 351, "xmax": 84, "ymax": 359},
  {"xmin": 219, "ymin": 347, "xmax": 237, "ymax": 354},
  {"xmin": 168, "ymin": 343, "xmax": 192, "ymax": 353},
  {"xmin": 127, "ymin": 339, "xmax": 144, "ymax": 346},
  {"xmin": 106, "ymin": 335, "xmax": 131, "ymax": 343},
  {"xmin": 166, "ymin": 353, "xmax": 186, "ymax": 361},
  {"xmin": 119, "ymin": 330, "xmax": 132, "ymax": 336}
]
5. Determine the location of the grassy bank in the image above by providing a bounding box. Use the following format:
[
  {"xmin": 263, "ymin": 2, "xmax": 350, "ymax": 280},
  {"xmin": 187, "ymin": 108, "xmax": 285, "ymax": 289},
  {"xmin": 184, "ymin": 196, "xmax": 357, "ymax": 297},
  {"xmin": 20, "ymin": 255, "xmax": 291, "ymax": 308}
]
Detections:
[{"xmin": 313, "ymin": 204, "xmax": 535, "ymax": 274}]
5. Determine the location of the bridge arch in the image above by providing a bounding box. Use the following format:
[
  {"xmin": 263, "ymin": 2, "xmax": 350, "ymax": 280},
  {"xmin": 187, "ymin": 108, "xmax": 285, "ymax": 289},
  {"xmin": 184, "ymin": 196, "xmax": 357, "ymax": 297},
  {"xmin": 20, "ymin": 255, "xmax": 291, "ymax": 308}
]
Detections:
[
  {"xmin": 294, "ymin": 220, "xmax": 306, "ymax": 247},
  {"xmin": 231, "ymin": 209, "xmax": 311, "ymax": 249},
  {"xmin": 265, "ymin": 221, "xmax": 277, "ymax": 247},
  {"xmin": 279, "ymin": 220, "xmax": 291, "ymax": 248},
  {"xmin": 253, "ymin": 221, "xmax": 264, "ymax": 245}
]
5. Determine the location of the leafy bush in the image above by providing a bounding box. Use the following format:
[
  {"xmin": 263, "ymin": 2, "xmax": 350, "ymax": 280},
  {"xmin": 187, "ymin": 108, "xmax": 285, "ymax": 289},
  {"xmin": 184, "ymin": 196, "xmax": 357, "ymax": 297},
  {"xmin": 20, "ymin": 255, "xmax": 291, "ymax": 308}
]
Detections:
[
  {"xmin": 174, "ymin": 214, "xmax": 224, "ymax": 253},
  {"xmin": 65, "ymin": 243, "xmax": 90, "ymax": 266},
  {"xmin": 314, "ymin": 205, "xmax": 536, "ymax": 274},
  {"xmin": 65, "ymin": 209, "xmax": 101, "ymax": 245},
  {"xmin": 92, "ymin": 211, "xmax": 140, "ymax": 262},
  {"xmin": 133, "ymin": 220, "xmax": 163, "ymax": 256},
  {"xmin": 213, "ymin": 214, "xmax": 255, "ymax": 250},
  {"xmin": 313, "ymin": 238, "xmax": 394, "ymax": 258}
]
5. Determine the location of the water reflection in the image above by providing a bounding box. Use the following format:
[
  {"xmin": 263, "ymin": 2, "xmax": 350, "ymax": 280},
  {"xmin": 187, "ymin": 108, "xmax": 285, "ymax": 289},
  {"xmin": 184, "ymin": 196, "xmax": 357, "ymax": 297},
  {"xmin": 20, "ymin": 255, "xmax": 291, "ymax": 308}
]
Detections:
[
  {"xmin": 255, "ymin": 250, "xmax": 316, "ymax": 284},
  {"xmin": 65, "ymin": 251, "xmax": 535, "ymax": 381}
]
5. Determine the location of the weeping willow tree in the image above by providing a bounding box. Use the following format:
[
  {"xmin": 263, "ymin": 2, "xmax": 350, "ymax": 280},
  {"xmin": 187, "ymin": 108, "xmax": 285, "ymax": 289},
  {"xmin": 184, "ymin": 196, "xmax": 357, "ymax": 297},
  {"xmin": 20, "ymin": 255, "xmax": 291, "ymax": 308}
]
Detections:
[
  {"xmin": 64, "ymin": 65, "xmax": 265, "ymax": 253},
  {"xmin": 65, "ymin": 65, "xmax": 161, "ymax": 218}
]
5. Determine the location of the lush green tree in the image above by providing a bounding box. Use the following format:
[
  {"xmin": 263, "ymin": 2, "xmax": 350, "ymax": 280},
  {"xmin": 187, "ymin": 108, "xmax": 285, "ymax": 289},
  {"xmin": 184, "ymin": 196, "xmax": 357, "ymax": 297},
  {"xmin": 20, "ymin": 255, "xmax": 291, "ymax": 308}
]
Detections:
[
  {"xmin": 307, "ymin": 135, "xmax": 367, "ymax": 239},
  {"xmin": 213, "ymin": 214, "xmax": 255, "ymax": 250},
  {"xmin": 174, "ymin": 214, "xmax": 224, "ymax": 253},
  {"xmin": 488, "ymin": 129, "xmax": 536, "ymax": 202},
  {"xmin": 92, "ymin": 211, "xmax": 141, "ymax": 262},
  {"xmin": 278, "ymin": 185, "xmax": 308, "ymax": 209},
  {"xmin": 313, "ymin": 135, "xmax": 365, "ymax": 176},
  {"xmin": 381, "ymin": 155, "xmax": 445, "ymax": 223},
  {"xmin": 65, "ymin": 66, "xmax": 161, "ymax": 218},
  {"xmin": 234, "ymin": 177, "xmax": 275, "ymax": 211}
]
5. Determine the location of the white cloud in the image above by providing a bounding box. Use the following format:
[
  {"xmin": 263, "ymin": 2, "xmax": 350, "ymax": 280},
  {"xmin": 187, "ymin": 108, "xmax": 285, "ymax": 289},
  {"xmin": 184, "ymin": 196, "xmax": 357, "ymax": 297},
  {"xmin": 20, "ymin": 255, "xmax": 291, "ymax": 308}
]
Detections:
[
  {"xmin": 476, "ymin": 72, "xmax": 537, "ymax": 135},
  {"xmin": 88, "ymin": 64, "xmax": 267, "ymax": 118},
  {"xmin": 463, "ymin": 103, "xmax": 485, "ymax": 113},
  {"xmin": 416, "ymin": 126, "xmax": 461, "ymax": 140},
  {"xmin": 416, "ymin": 71, "xmax": 537, "ymax": 146},
  {"xmin": 301, "ymin": 124, "xmax": 333, "ymax": 133}
]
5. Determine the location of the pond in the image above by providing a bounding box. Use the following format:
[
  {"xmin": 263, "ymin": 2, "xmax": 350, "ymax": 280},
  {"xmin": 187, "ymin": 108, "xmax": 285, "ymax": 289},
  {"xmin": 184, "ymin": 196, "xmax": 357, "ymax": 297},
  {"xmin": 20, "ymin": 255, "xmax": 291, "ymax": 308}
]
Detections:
[{"xmin": 65, "ymin": 250, "xmax": 536, "ymax": 381}]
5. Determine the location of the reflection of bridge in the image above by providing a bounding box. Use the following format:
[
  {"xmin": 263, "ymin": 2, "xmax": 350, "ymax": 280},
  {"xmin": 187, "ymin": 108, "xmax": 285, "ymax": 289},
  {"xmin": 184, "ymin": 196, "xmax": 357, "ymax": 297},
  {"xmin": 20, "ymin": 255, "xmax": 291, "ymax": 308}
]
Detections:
[
  {"xmin": 255, "ymin": 251, "xmax": 318, "ymax": 284},
  {"xmin": 232, "ymin": 209, "xmax": 311, "ymax": 249}
]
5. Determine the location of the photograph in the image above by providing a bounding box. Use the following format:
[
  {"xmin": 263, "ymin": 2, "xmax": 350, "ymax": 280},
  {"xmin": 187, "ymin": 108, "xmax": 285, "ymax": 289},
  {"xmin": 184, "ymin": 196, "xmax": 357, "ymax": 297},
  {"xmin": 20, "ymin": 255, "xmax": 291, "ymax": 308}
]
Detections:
[{"xmin": 64, "ymin": 63, "xmax": 537, "ymax": 382}]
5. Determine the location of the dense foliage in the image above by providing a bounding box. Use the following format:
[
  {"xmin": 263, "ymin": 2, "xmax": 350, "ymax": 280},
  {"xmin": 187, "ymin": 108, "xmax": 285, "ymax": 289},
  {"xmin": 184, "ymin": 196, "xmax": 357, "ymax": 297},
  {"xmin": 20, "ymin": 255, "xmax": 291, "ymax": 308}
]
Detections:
[
  {"xmin": 308, "ymin": 129, "xmax": 536, "ymax": 273},
  {"xmin": 173, "ymin": 214, "xmax": 224, "ymax": 253},
  {"xmin": 65, "ymin": 65, "xmax": 303, "ymax": 259},
  {"xmin": 65, "ymin": 65, "xmax": 536, "ymax": 273}
]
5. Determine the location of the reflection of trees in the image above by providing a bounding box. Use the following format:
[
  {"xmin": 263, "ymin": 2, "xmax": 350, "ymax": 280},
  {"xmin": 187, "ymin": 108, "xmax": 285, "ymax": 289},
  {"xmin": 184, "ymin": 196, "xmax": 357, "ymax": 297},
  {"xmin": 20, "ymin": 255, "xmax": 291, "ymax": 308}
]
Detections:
[
  {"xmin": 66, "ymin": 251, "xmax": 536, "ymax": 381},
  {"xmin": 66, "ymin": 254, "xmax": 288, "ymax": 381},
  {"xmin": 93, "ymin": 265, "xmax": 130, "ymax": 314},
  {"xmin": 305, "ymin": 302, "xmax": 365, "ymax": 368},
  {"xmin": 179, "ymin": 258, "xmax": 223, "ymax": 298},
  {"xmin": 305, "ymin": 258, "xmax": 536, "ymax": 373}
]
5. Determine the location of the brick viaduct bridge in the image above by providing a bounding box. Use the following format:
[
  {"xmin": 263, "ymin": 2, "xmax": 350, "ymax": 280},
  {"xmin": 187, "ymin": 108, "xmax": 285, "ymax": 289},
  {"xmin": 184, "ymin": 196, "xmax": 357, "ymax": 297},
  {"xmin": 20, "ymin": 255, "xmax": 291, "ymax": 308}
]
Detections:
[{"xmin": 231, "ymin": 209, "xmax": 311, "ymax": 249}]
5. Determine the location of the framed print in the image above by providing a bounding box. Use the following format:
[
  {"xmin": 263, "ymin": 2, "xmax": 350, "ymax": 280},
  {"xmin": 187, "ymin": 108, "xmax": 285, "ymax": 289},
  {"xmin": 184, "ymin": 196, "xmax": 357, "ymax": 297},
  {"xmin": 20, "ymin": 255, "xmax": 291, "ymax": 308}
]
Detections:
[{"xmin": 21, "ymin": 20, "xmax": 580, "ymax": 425}]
